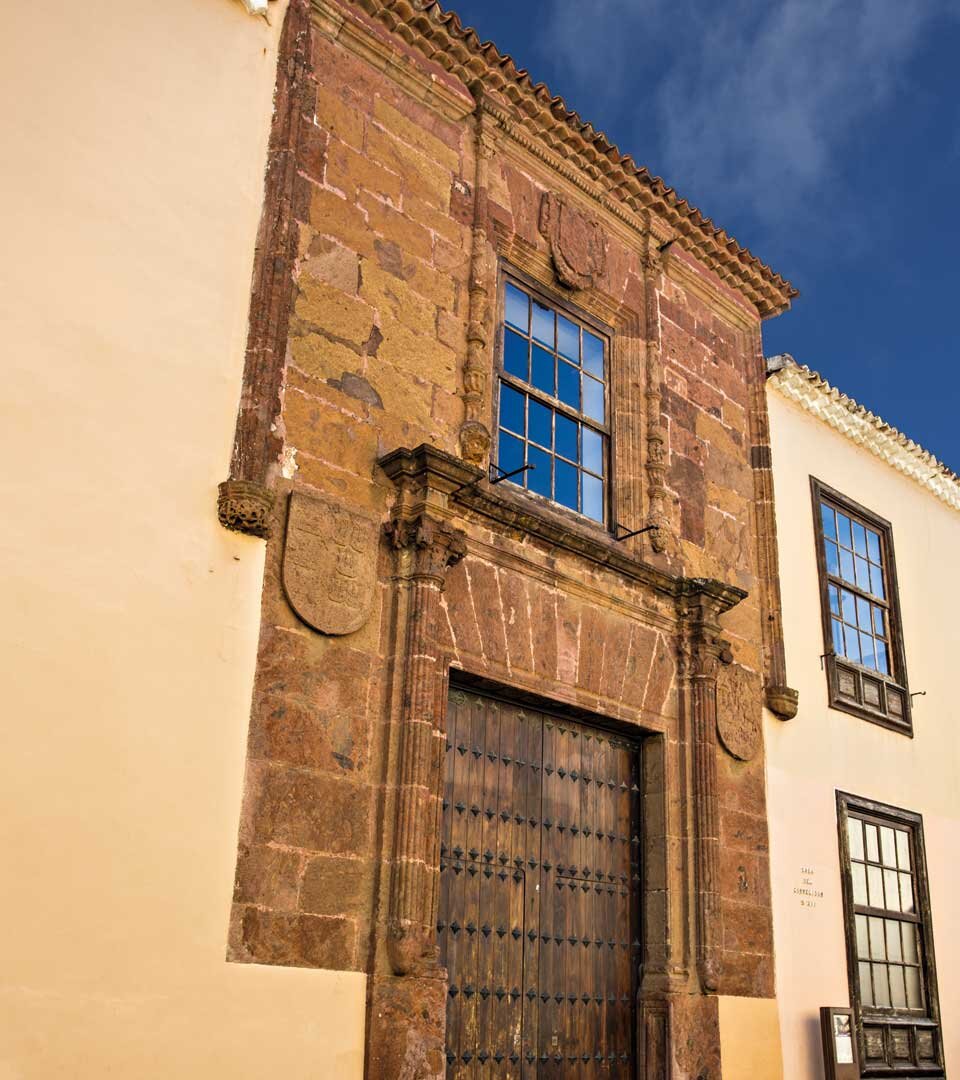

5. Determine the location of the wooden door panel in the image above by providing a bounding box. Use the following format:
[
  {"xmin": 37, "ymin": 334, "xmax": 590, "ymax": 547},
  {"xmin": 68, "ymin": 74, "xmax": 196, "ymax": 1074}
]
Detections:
[{"xmin": 440, "ymin": 689, "xmax": 639, "ymax": 1078}]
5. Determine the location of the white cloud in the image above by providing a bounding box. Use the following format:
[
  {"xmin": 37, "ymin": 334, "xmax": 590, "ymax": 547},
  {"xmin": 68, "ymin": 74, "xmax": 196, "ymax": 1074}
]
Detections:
[{"xmin": 537, "ymin": 0, "xmax": 954, "ymax": 238}]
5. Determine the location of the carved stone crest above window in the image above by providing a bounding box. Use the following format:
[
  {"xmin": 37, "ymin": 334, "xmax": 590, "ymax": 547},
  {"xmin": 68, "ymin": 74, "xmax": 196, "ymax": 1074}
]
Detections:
[{"xmin": 538, "ymin": 192, "xmax": 606, "ymax": 290}]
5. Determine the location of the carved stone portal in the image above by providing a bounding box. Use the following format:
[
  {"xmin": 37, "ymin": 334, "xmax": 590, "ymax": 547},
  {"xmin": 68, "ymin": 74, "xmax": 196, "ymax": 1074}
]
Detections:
[
  {"xmin": 716, "ymin": 662, "xmax": 763, "ymax": 762},
  {"xmin": 282, "ymin": 491, "xmax": 378, "ymax": 635},
  {"xmin": 538, "ymin": 192, "xmax": 607, "ymax": 290}
]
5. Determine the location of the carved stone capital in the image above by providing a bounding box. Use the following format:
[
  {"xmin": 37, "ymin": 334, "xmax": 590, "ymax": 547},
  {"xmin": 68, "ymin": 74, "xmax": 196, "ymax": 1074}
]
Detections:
[
  {"xmin": 385, "ymin": 513, "xmax": 467, "ymax": 585},
  {"xmin": 217, "ymin": 479, "xmax": 275, "ymax": 538}
]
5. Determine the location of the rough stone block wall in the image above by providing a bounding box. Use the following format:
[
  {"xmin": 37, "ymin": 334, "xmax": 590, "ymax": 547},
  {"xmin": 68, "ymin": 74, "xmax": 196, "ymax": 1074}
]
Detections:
[{"xmin": 225, "ymin": 0, "xmax": 791, "ymax": 1069}]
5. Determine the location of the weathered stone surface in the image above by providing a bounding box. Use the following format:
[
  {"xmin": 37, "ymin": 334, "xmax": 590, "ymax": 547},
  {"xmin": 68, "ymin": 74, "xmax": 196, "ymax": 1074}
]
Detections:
[{"xmin": 226, "ymin": 1, "xmax": 785, "ymax": 1070}]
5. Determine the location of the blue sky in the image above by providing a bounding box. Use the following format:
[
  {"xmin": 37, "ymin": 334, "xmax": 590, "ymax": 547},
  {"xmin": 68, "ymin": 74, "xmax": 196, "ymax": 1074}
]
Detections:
[{"xmin": 444, "ymin": 0, "xmax": 960, "ymax": 470}]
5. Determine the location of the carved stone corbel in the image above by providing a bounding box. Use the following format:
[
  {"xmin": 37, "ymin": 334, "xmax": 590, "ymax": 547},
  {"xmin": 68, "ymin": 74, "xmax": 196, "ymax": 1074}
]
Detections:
[
  {"xmin": 384, "ymin": 513, "xmax": 467, "ymax": 975},
  {"xmin": 679, "ymin": 579, "xmax": 745, "ymax": 993}
]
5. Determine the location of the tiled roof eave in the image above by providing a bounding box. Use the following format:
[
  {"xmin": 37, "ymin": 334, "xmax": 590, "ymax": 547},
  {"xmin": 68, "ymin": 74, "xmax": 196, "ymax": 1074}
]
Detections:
[
  {"xmin": 343, "ymin": 0, "xmax": 798, "ymax": 316},
  {"xmin": 768, "ymin": 358, "xmax": 960, "ymax": 512}
]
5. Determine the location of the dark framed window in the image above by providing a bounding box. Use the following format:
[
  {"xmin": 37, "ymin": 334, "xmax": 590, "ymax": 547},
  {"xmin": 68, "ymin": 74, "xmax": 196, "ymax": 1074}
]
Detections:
[
  {"xmin": 837, "ymin": 793, "xmax": 943, "ymax": 1075},
  {"xmin": 495, "ymin": 274, "xmax": 610, "ymax": 526},
  {"xmin": 811, "ymin": 479, "xmax": 911, "ymax": 733}
]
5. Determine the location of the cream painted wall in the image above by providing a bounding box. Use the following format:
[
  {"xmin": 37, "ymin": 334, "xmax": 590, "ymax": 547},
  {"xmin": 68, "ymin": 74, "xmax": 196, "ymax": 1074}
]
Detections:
[
  {"xmin": 0, "ymin": 2, "xmax": 364, "ymax": 1077},
  {"xmin": 765, "ymin": 390, "xmax": 959, "ymax": 1078},
  {"xmin": 720, "ymin": 996, "xmax": 784, "ymax": 1080}
]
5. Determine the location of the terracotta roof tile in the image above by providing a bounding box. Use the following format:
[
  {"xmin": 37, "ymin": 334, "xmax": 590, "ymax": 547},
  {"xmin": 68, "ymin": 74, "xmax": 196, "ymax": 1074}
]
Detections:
[{"xmin": 347, "ymin": 0, "xmax": 798, "ymax": 315}]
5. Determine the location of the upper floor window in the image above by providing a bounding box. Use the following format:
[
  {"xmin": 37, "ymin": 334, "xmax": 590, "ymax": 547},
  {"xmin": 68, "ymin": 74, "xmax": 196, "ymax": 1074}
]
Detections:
[
  {"xmin": 838, "ymin": 793, "xmax": 944, "ymax": 1074},
  {"xmin": 812, "ymin": 479, "xmax": 911, "ymax": 733},
  {"xmin": 496, "ymin": 276, "xmax": 609, "ymax": 525}
]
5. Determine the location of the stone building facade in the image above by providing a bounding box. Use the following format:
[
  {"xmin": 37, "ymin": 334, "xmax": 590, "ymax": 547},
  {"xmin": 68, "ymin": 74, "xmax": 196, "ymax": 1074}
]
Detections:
[{"xmin": 219, "ymin": 1, "xmax": 799, "ymax": 1075}]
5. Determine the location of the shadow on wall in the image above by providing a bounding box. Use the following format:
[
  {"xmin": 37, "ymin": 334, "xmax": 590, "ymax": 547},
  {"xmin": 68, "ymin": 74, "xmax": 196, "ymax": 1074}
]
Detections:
[{"xmin": 805, "ymin": 1014, "xmax": 827, "ymax": 1079}]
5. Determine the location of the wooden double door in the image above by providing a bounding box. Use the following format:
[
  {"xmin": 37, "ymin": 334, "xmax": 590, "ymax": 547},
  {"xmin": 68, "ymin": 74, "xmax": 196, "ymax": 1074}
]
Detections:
[{"xmin": 439, "ymin": 687, "xmax": 641, "ymax": 1077}]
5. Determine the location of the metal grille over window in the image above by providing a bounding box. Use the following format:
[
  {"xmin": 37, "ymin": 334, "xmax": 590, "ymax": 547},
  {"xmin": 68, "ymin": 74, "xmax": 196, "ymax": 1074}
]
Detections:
[
  {"xmin": 838, "ymin": 795, "xmax": 944, "ymax": 1074},
  {"xmin": 497, "ymin": 280, "xmax": 608, "ymax": 524}
]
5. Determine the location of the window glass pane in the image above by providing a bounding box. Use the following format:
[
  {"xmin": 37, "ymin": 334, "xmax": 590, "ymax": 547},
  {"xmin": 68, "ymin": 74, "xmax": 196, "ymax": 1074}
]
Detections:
[
  {"xmin": 852, "ymin": 863, "xmax": 868, "ymax": 905},
  {"xmin": 528, "ymin": 398, "xmax": 552, "ymax": 449},
  {"xmin": 879, "ymin": 827, "xmax": 897, "ymax": 868},
  {"xmin": 868, "ymin": 917, "xmax": 886, "ymax": 959},
  {"xmin": 504, "ymin": 328, "xmax": 529, "ymax": 379},
  {"xmin": 855, "ymin": 556, "xmax": 871, "ymax": 590},
  {"xmin": 841, "ymin": 590, "xmax": 857, "ymax": 625},
  {"xmin": 531, "ymin": 345, "xmax": 554, "ymax": 395},
  {"xmin": 825, "ymin": 541, "xmax": 840, "ymax": 575},
  {"xmin": 847, "ymin": 818, "xmax": 865, "ymax": 861},
  {"xmin": 895, "ymin": 831, "xmax": 911, "ymax": 871},
  {"xmin": 905, "ymin": 965, "xmax": 922, "ymax": 1009},
  {"xmin": 531, "ymin": 300, "xmax": 554, "ymax": 347},
  {"xmin": 555, "ymin": 413, "xmax": 578, "ymax": 462},
  {"xmin": 557, "ymin": 360, "xmax": 580, "ymax": 408},
  {"xmin": 875, "ymin": 640, "xmax": 889, "ymax": 675},
  {"xmin": 899, "ymin": 873, "xmax": 915, "ymax": 914},
  {"xmin": 870, "ymin": 563, "xmax": 885, "ymax": 600},
  {"xmin": 883, "ymin": 869, "xmax": 901, "ymax": 912},
  {"xmin": 844, "ymin": 625, "xmax": 861, "ymax": 663},
  {"xmin": 859, "ymin": 962, "xmax": 874, "ymax": 1006},
  {"xmin": 583, "ymin": 375, "xmax": 604, "ymax": 423},
  {"xmin": 829, "ymin": 584, "xmax": 840, "ymax": 615},
  {"xmin": 838, "ymin": 513, "xmax": 853, "ymax": 550},
  {"xmin": 867, "ymin": 865, "xmax": 884, "ymax": 908},
  {"xmin": 500, "ymin": 383, "xmax": 525, "ymax": 435},
  {"xmin": 865, "ymin": 824, "xmax": 879, "ymax": 863},
  {"xmin": 873, "ymin": 964, "xmax": 891, "ymax": 1007},
  {"xmin": 498, "ymin": 430, "xmax": 524, "ymax": 475},
  {"xmin": 859, "ymin": 633, "xmax": 875, "ymax": 670},
  {"xmin": 856, "ymin": 915, "xmax": 870, "ymax": 959},
  {"xmin": 885, "ymin": 920, "xmax": 902, "ymax": 962},
  {"xmin": 840, "ymin": 548, "xmax": 855, "ymax": 583},
  {"xmin": 867, "ymin": 530, "xmax": 881, "ymax": 562},
  {"xmin": 821, "ymin": 502, "xmax": 837, "ymax": 539},
  {"xmin": 831, "ymin": 618, "xmax": 844, "ymax": 656},
  {"xmin": 505, "ymin": 282, "xmax": 529, "ymax": 332},
  {"xmin": 557, "ymin": 314, "xmax": 579, "ymax": 362},
  {"xmin": 856, "ymin": 596, "xmax": 872, "ymax": 629},
  {"xmin": 872, "ymin": 606, "xmax": 885, "ymax": 637},
  {"xmin": 582, "ymin": 427, "xmax": 603, "ymax": 475},
  {"xmin": 555, "ymin": 459, "xmax": 578, "ymax": 511},
  {"xmin": 853, "ymin": 521, "xmax": 868, "ymax": 556},
  {"xmin": 582, "ymin": 331, "xmax": 604, "ymax": 377},
  {"xmin": 582, "ymin": 473, "xmax": 603, "ymax": 523},
  {"xmin": 527, "ymin": 444, "xmax": 551, "ymax": 498},
  {"xmin": 902, "ymin": 924, "xmax": 919, "ymax": 964},
  {"xmin": 890, "ymin": 967, "xmax": 907, "ymax": 1009}
]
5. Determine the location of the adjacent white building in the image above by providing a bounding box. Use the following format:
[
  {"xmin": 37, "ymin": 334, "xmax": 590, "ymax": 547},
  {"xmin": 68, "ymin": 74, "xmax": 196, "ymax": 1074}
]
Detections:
[{"xmin": 766, "ymin": 355, "xmax": 959, "ymax": 1078}]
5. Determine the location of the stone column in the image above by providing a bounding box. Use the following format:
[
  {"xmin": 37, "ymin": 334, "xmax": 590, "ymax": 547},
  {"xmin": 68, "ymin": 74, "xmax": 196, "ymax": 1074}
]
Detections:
[
  {"xmin": 641, "ymin": 243, "xmax": 671, "ymax": 553},
  {"xmin": 383, "ymin": 513, "xmax": 466, "ymax": 976},
  {"xmin": 680, "ymin": 580, "xmax": 743, "ymax": 993}
]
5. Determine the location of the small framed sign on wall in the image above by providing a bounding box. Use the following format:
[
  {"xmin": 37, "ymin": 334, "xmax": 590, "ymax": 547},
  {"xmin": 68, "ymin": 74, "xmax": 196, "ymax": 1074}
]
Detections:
[{"xmin": 820, "ymin": 1006, "xmax": 859, "ymax": 1079}]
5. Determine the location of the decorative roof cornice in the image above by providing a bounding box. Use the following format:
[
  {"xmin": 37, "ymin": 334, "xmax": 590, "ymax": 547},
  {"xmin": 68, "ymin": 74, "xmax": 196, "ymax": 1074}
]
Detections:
[
  {"xmin": 323, "ymin": 0, "xmax": 798, "ymax": 317},
  {"xmin": 767, "ymin": 355, "xmax": 960, "ymax": 512}
]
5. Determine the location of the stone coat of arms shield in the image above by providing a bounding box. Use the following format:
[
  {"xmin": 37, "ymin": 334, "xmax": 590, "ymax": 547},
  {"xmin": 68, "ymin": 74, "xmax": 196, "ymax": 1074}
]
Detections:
[{"xmin": 282, "ymin": 491, "xmax": 378, "ymax": 635}]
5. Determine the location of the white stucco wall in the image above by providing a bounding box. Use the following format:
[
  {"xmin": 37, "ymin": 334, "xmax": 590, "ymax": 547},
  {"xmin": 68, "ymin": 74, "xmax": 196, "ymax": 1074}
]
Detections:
[
  {"xmin": 0, "ymin": 2, "xmax": 365, "ymax": 1076},
  {"xmin": 766, "ymin": 386, "xmax": 959, "ymax": 1078}
]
